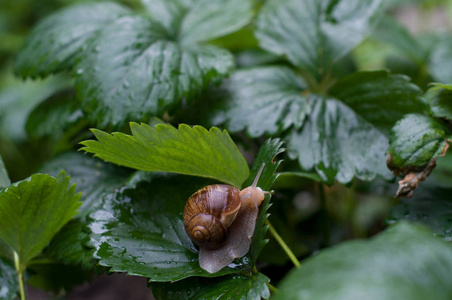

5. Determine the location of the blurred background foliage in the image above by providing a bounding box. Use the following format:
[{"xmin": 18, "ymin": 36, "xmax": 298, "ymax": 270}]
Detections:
[
  {"xmin": 1, "ymin": 0, "xmax": 452, "ymax": 297},
  {"xmin": 1, "ymin": 0, "xmax": 452, "ymax": 181}
]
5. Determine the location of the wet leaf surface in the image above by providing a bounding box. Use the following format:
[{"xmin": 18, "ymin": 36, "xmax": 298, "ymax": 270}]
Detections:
[
  {"xmin": 151, "ymin": 272, "xmax": 270, "ymax": 300},
  {"xmin": 275, "ymin": 222, "xmax": 452, "ymax": 300},
  {"xmin": 255, "ymin": 0, "xmax": 383, "ymax": 79},
  {"xmin": 209, "ymin": 66, "xmax": 309, "ymax": 137},
  {"xmin": 288, "ymin": 96, "xmax": 393, "ymax": 184}
]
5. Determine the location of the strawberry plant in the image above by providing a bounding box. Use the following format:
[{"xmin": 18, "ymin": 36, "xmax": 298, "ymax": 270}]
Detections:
[{"xmin": 1, "ymin": 0, "xmax": 452, "ymax": 299}]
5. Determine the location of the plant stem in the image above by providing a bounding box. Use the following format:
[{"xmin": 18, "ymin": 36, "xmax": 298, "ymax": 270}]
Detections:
[
  {"xmin": 267, "ymin": 282, "xmax": 279, "ymax": 294},
  {"xmin": 265, "ymin": 219, "xmax": 300, "ymax": 268},
  {"xmin": 14, "ymin": 251, "xmax": 26, "ymax": 300}
]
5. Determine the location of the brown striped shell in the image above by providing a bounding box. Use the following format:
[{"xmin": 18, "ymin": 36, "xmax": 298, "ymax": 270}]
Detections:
[{"xmin": 183, "ymin": 184, "xmax": 241, "ymax": 250}]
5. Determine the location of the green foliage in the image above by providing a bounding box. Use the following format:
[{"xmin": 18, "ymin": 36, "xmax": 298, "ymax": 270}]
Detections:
[
  {"xmin": 389, "ymin": 186, "xmax": 452, "ymax": 240},
  {"xmin": 15, "ymin": 0, "xmax": 254, "ymax": 127},
  {"xmin": 244, "ymin": 139, "xmax": 284, "ymax": 264},
  {"xmin": 288, "ymin": 96, "xmax": 393, "ymax": 184},
  {"xmin": 25, "ymin": 89, "xmax": 84, "ymax": 139},
  {"xmin": 141, "ymin": 0, "xmax": 253, "ymax": 45},
  {"xmin": 274, "ymin": 222, "xmax": 452, "ymax": 300},
  {"xmin": 151, "ymin": 272, "xmax": 270, "ymax": 300},
  {"xmin": 429, "ymin": 38, "xmax": 452, "ymax": 83},
  {"xmin": 4, "ymin": 0, "xmax": 452, "ymax": 298},
  {"xmin": 27, "ymin": 261, "xmax": 91, "ymax": 294},
  {"xmin": 45, "ymin": 219, "xmax": 96, "ymax": 271},
  {"xmin": 373, "ymin": 16, "xmax": 427, "ymax": 63},
  {"xmin": 210, "ymin": 66, "xmax": 309, "ymax": 137},
  {"xmin": 75, "ymin": 18, "xmax": 234, "ymax": 127},
  {"xmin": 14, "ymin": 2, "xmax": 132, "ymax": 78},
  {"xmin": 328, "ymin": 71, "xmax": 426, "ymax": 133},
  {"xmin": 388, "ymin": 114, "xmax": 451, "ymax": 168},
  {"xmin": 40, "ymin": 152, "xmax": 132, "ymax": 216},
  {"xmin": 88, "ymin": 175, "xmax": 225, "ymax": 281},
  {"xmin": 0, "ymin": 171, "xmax": 81, "ymax": 265},
  {"xmin": 38, "ymin": 152, "xmax": 135, "ymax": 272},
  {"xmin": 87, "ymin": 139, "xmax": 281, "ymax": 283},
  {"xmin": 0, "ymin": 76, "xmax": 69, "ymax": 141},
  {"xmin": 0, "ymin": 155, "xmax": 10, "ymax": 188},
  {"xmin": 429, "ymin": 84, "xmax": 452, "ymax": 120},
  {"xmin": 255, "ymin": 0, "xmax": 383, "ymax": 80},
  {"xmin": 0, "ymin": 258, "xmax": 18, "ymax": 300},
  {"xmin": 80, "ymin": 123, "xmax": 249, "ymax": 188}
]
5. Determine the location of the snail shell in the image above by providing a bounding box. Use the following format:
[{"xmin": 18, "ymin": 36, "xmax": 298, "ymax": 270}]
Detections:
[
  {"xmin": 183, "ymin": 164, "xmax": 267, "ymax": 273},
  {"xmin": 183, "ymin": 185, "xmax": 241, "ymax": 250}
]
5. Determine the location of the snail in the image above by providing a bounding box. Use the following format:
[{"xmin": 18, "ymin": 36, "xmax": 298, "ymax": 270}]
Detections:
[{"xmin": 183, "ymin": 163, "xmax": 268, "ymax": 273}]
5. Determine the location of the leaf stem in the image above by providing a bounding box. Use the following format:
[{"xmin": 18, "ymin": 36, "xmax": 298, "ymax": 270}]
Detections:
[
  {"xmin": 267, "ymin": 282, "xmax": 279, "ymax": 294},
  {"xmin": 265, "ymin": 219, "xmax": 300, "ymax": 268},
  {"xmin": 14, "ymin": 251, "xmax": 26, "ymax": 300}
]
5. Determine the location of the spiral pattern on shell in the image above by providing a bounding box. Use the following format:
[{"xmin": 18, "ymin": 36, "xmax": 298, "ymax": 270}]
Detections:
[{"xmin": 183, "ymin": 184, "xmax": 241, "ymax": 250}]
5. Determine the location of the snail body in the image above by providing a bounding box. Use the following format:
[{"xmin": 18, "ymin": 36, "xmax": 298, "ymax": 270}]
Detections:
[{"xmin": 183, "ymin": 164, "xmax": 267, "ymax": 273}]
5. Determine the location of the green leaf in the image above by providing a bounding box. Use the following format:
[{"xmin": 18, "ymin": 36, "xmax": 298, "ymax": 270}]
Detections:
[
  {"xmin": 389, "ymin": 187, "xmax": 452, "ymax": 241},
  {"xmin": 372, "ymin": 16, "xmax": 427, "ymax": 63},
  {"xmin": 428, "ymin": 151, "xmax": 452, "ymax": 189},
  {"xmin": 210, "ymin": 66, "xmax": 310, "ymax": 137},
  {"xmin": 88, "ymin": 175, "xmax": 237, "ymax": 281},
  {"xmin": 75, "ymin": 15, "xmax": 234, "ymax": 126},
  {"xmin": 235, "ymin": 49, "xmax": 282, "ymax": 68},
  {"xmin": 388, "ymin": 114, "xmax": 451, "ymax": 168},
  {"xmin": 287, "ymin": 96, "xmax": 393, "ymax": 184},
  {"xmin": 387, "ymin": 114, "xmax": 452, "ymax": 197},
  {"xmin": 255, "ymin": 0, "xmax": 383, "ymax": 79},
  {"xmin": 141, "ymin": 0, "xmax": 254, "ymax": 44},
  {"xmin": 429, "ymin": 38, "xmax": 452, "ymax": 83},
  {"xmin": 384, "ymin": 55, "xmax": 423, "ymax": 85},
  {"xmin": 87, "ymin": 140, "xmax": 281, "ymax": 281},
  {"xmin": 14, "ymin": 2, "xmax": 132, "ymax": 78},
  {"xmin": 430, "ymin": 83, "xmax": 452, "ymax": 90},
  {"xmin": 151, "ymin": 272, "xmax": 270, "ymax": 300},
  {"xmin": 39, "ymin": 152, "xmax": 132, "ymax": 217},
  {"xmin": 27, "ymin": 261, "xmax": 91, "ymax": 293},
  {"xmin": 274, "ymin": 222, "xmax": 452, "ymax": 300},
  {"xmin": 329, "ymin": 70, "xmax": 426, "ymax": 133},
  {"xmin": 276, "ymin": 172, "xmax": 323, "ymax": 183},
  {"xmin": 0, "ymin": 76, "xmax": 70, "ymax": 141},
  {"xmin": 45, "ymin": 219, "xmax": 96, "ymax": 270},
  {"xmin": 17, "ymin": 0, "xmax": 254, "ymax": 127},
  {"xmin": 0, "ymin": 155, "xmax": 10, "ymax": 188},
  {"xmin": 25, "ymin": 89, "xmax": 85, "ymax": 139},
  {"xmin": 80, "ymin": 123, "xmax": 249, "ymax": 188},
  {"xmin": 124, "ymin": 170, "xmax": 154, "ymax": 189},
  {"xmin": 140, "ymin": 0, "xmax": 186, "ymax": 38},
  {"xmin": 210, "ymin": 27, "xmax": 259, "ymax": 52},
  {"xmin": 247, "ymin": 139, "xmax": 284, "ymax": 264},
  {"xmin": 429, "ymin": 85, "xmax": 452, "ymax": 120},
  {"xmin": 0, "ymin": 171, "xmax": 81, "ymax": 265},
  {"xmin": 39, "ymin": 153, "xmax": 136, "ymax": 270},
  {"xmin": 0, "ymin": 258, "xmax": 18, "ymax": 300},
  {"xmin": 0, "ymin": 239, "xmax": 13, "ymax": 261}
]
